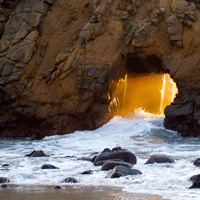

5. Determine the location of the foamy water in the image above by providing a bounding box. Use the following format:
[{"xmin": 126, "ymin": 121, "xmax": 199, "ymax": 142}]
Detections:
[{"xmin": 1, "ymin": 109, "xmax": 200, "ymax": 200}]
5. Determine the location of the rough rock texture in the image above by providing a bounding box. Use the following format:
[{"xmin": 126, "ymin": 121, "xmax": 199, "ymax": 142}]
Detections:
[{"xmin": 0, "ymin": 0, "xmax": 200, "ymax": 138}]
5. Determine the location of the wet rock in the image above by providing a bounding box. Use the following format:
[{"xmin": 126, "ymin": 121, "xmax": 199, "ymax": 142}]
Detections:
[
  {"xmin": 41, "ymin": 164, "xmax": 59, "ymax": 169},
  {"xmin": 62, "ymin": 177, "xmax": 79, "ymax": 183},
  {"xmin": 145, "ymin": 154, "xmax": 174, "ymax": 164},
  {"xmin": 54, "ymin": 185, "xmax": 62, "ymax": 190},
  {"xmin": 0, "ymin": 177, "xmax": 9, "ymax": 183},
  {"xmin": 101, "ymin": 160, "xmax": 133, "ymax": 171},
  {"xmin": 0, "ymin": 184, "xmax": 7, "ymax": 188},
  {"xmin": 2, "ymin": 164, "xmax": 9, "ymax": 167},
  {"xmin": 189, "ymin": 174, "xmax": 200, "ymax": 182},
  {"xmin": 189, "ymin": 174, "xmax": 200, "ymax": 189},
  {"xmin": 95, "ymin": 150, "xmax": 137, "ymax": 165},
  {"xmin": 193, "ymin": 158, "xmax": 200, "ymax": 167},
  {"xmin": 25, "ymin": 150, "xmax": 47, "ymax": 157},
  {"xmin": 106, "ymin": 166, "xmax": 142, "ymax": 178},
  {"xmin": 81, "ymin": 170, "xmax": 93, "ymax": 174}
]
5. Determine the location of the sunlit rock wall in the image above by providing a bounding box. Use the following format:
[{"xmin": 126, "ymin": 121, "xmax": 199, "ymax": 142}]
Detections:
[{"xmin": 0, "ymin": 0, "xmax": 200, "ymax": 138}]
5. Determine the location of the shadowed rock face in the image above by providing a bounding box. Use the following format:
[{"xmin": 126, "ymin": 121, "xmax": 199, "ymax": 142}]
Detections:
[{"xmin": 0, "ymin": 0, "xmax": 200, "ymax": 139}]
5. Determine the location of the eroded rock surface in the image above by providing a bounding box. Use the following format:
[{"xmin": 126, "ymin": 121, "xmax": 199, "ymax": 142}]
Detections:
[{"xmin": 0, "ymin": 0, "xmax": 200, "ymax": 138}]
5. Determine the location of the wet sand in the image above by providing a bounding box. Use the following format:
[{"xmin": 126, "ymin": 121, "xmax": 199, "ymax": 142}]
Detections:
[{"xmin": 0, "ymin": 185, "xmax": 168, "ymax": 200}]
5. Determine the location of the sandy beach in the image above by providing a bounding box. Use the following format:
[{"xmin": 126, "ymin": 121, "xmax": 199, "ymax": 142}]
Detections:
[{"xmin": 0, "ymin": 184, "xmax": 168, "ymax": 200}]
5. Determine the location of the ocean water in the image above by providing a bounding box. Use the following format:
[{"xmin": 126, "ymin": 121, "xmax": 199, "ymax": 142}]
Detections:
[{"xmin": 1, "ymin": 108, "xmax": 200, "ymax": 200}]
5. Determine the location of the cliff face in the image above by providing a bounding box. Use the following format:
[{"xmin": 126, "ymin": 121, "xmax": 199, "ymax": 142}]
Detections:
[{"xmin": 0, "ymin": 0, "xmax": 200, "ymax": 139}]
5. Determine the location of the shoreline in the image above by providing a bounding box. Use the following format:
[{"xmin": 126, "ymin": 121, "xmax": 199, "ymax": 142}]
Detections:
[{"xmin": 0, "ymin": 184, "xmax": 168, "ymax": 200}]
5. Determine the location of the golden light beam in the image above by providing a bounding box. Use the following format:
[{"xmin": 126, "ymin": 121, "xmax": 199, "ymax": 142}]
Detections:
[{"xmin": 111, "ymin": 73, "xmax": 178, "ymax": 117}]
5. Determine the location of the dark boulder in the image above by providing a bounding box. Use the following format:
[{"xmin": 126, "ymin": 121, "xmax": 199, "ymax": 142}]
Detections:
[
  {"xmin": 106, "ymin": 166, "xmax": 142, "ymax": 178},
  {"xmin": 62, "ymin": 177, "xmax": 79, "ymax": 183},
  {"xmin": 0, "ymin": 177, "xmax": 9, "ymax": 183},
  {"xmin": 101, "ymin": 160, "xmax": 132, "ymax": 171},
  {"xmin": 189, "ymin": 174, "xmax": 200, "ymax": 188},
  {"xmin": 193, "ymin": 158, "xmax": 200, "ymax": 167},
  {"xmin": 95, "ymin": 151, "xmax": 137, "ymax": 165},
  {"xmin": 81, "ymin": 170, "xmax": 93, "ymax": 174},
  {"xmin": 1, "ymin": 184, "xmax": 7, "ymax": 188},
  {"xmin": 54, "ymin": 185, "xmax": 62, "ymax": 190},
  {"xmin": 189, "ymin": 174, "xmax": 200, "ymax": 183},
  {"xmin": 145, "ymin": 154, "xmax": 174, "ymax": 164},
  {"xmin": 2, "ymin": 164, "xmax": 9, "ymax": 167},
  {"xmin": 189, "ymin": 174, "xmax": 200, "ymax": 189},
  {"xmin": 41, "ymin": 164, "xmax": 59, "ymax": 169},
  {"xmin": 25, "ymin": 150, "xmax": 47, "ymax": 157}
]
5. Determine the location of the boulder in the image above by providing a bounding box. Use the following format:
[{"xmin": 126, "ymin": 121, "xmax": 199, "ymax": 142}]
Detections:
[
  {"xmin": 189, "ymin": 174, "xmax": 200, "ymax": 189},
  {"xmin": 54, "ymin": 185, "xmax": 62, "ymax": 190},
  {"xmin": 41, "ymin": 164, "xmax": 59, "ymax": 169},
  {"xmin": 25, "ymin": 150, "xmax": 47, "ymax": 157},
  {"xmin": 95, "ymin": 150, "xmax": 137, "ymax": 165},
  {"xmin": 193, "ymin": 158, "xmax": 200, "ymax": 167},
  {"xmin": 1, "ymin": 184, "xmax": 7, "ymax": 188},
  {"xmin": 189, "ymin": 174, "xmax": 200, "ymax": 182},
  {"xmin": 0, "ymin": 177, "xmax": 9, "ymax": 183},
  {"xmin": 2, "ymin": 164, "xmax": 9, "ymax": 167},
  {"xmin": 106, "ymin": 166, "xmax": 142, "ymax": 178},
  {"xmin": 62, "ymin": 177, "xmax": 79, "ymax": 183},
  {"xmin": 101, "ymin": 160, "xmax": 133, "ymax": 171},
  {"xmin": 145, "ymin": 154, "xmax": 174, "ymax": 164}
]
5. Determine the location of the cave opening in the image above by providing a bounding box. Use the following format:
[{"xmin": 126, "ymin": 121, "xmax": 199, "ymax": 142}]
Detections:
[{"xmin": 110, "ymin": 54, "xmax": 178, "ymax": 117}]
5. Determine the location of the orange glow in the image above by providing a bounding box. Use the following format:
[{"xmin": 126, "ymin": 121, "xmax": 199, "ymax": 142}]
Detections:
[{"xmin": 111, "ymin": 73, "xmax": 178, "ymax": 116}]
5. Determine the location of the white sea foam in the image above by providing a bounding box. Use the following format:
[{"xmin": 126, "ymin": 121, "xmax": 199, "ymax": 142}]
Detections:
[{"xmin": 1, "ymin": 108, "xmax": 200, "ymax": 199}]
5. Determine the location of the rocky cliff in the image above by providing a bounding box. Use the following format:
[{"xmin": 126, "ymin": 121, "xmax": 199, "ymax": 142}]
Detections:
[{"xmin": 0, "ymin": 0, "xmax": 200, "ymax": 139}]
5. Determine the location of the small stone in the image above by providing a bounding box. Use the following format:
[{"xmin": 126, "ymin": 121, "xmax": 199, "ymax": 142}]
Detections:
[
  {"xmin": 194, "ymin": 158, "xmax": 200, "ymax": 167},
  {"xmin": 2, "ymin": 164, "xmax": 9, "ymax": 167},
  {"xmin": 25, "ymin": 150, "xmax": 47, "ymax": 157},
  {"xmin": 0, "ymin": 177, "xmax": 9, "ymax": 183},
  {"xmin": 54, "ymin": 185, "xmax": 62, "ymax": 190},
  {"xmin": 145, "ymin": 154, "xmax": 175, "ymax": 164},
  {"xmin": 81, "ymin": 170, "xmax": 93, "ymax": 175},
  {"xmin": 41, "ymin": 164, "xmax": 59, "ymax": 169},
  {"xmin": 1, "ymin": 184, "xmax": 7, "ymax": 188},
  {"xmin": 62, "ymin": 177, "xmax": 79, "ymax": 183}
]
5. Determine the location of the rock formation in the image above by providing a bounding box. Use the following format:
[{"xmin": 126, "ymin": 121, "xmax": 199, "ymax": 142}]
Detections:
[{"xmin": 0, "ymin": 0, "xmax": 200, "ymax": 139}]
